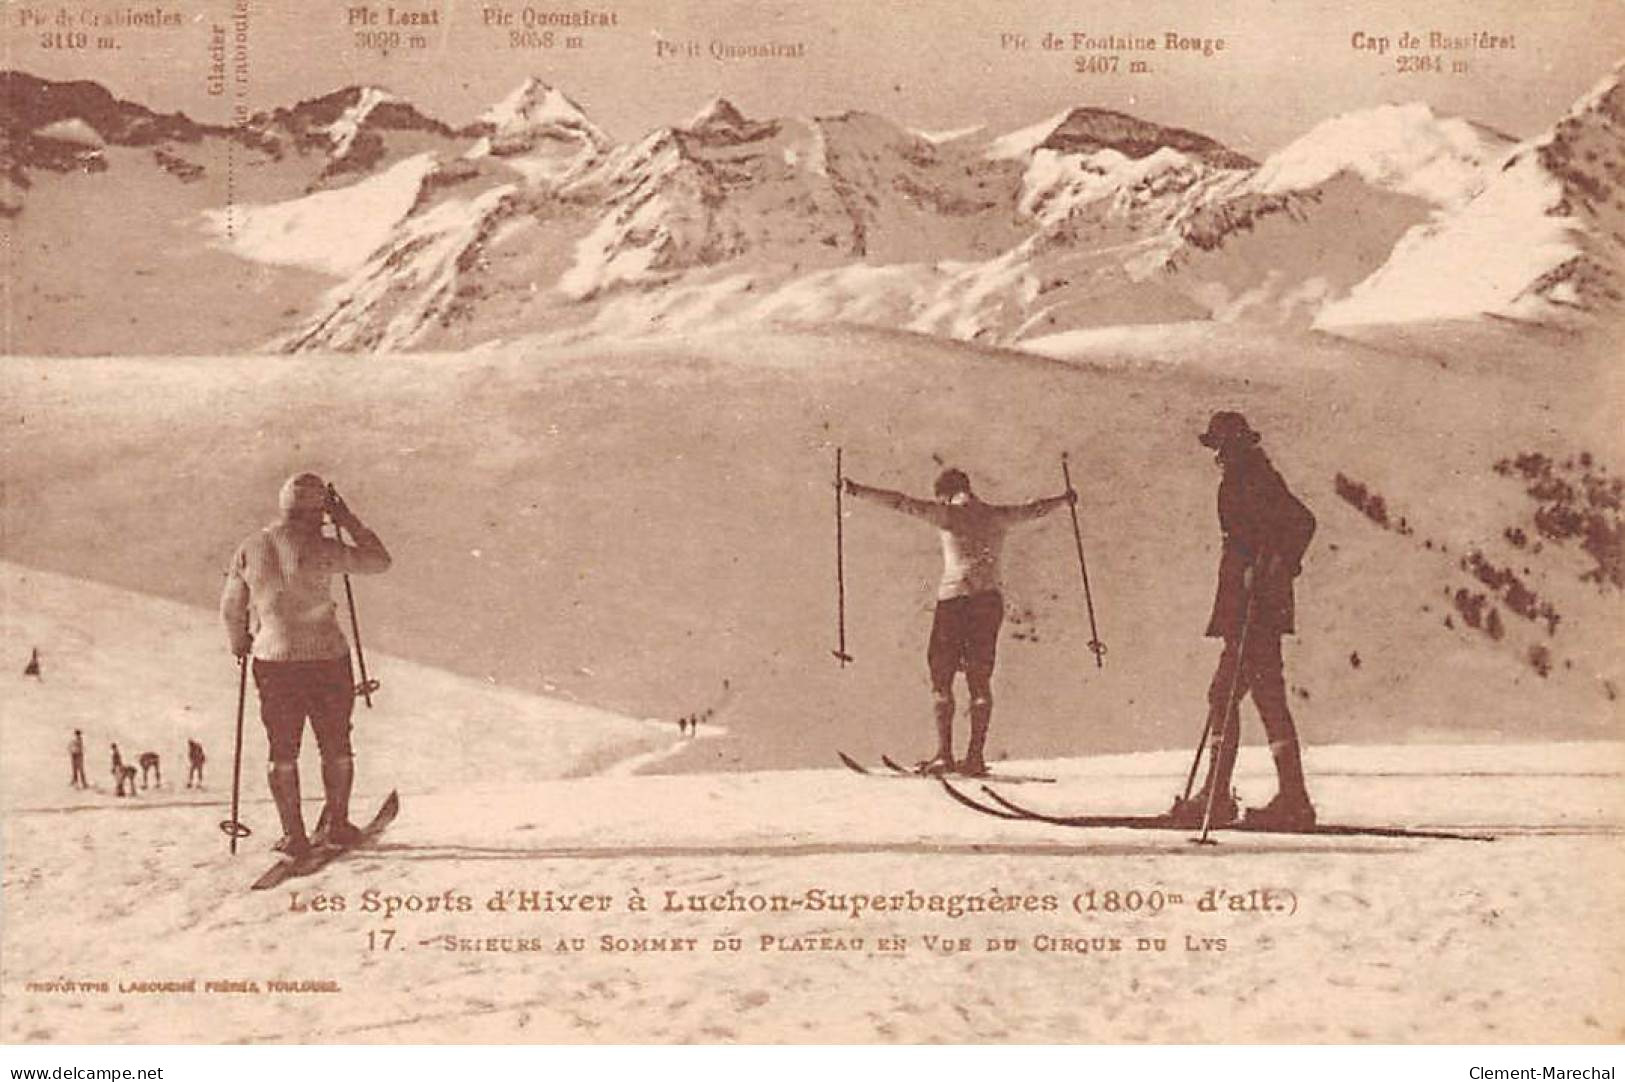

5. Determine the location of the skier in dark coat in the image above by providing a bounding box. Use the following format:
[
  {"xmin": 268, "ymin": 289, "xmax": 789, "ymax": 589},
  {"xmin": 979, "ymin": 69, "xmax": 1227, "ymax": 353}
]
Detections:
[
  {"xmin": 220, "ymin": 473, "xmax": 391, "ymax": 859},
  {"xmin": 1172, "ymin": 411, "xmax": 1317, "ymax": 829},
  {"xmin": 843, "ymin": 467, "xmax": 1075, "ymax": 776}
]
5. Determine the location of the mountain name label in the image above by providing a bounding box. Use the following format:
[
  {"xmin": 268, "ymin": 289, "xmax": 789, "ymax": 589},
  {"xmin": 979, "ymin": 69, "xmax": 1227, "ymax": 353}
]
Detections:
[{"xmin": 346, "ymin": 6, "xmax": 443, "ymax": 27}]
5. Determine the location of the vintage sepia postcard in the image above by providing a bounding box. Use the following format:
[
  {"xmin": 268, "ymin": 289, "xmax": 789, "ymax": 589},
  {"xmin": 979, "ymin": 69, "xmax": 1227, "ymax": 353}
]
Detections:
[{"xmin": 2, "ymin": 0, "xmax": 1622, "ymax": 1048}]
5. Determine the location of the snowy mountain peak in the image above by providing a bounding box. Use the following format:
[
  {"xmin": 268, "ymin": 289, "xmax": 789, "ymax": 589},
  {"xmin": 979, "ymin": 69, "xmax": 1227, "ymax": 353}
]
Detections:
[
  {"xmin": 1019, "ymin": 144, "xmax": 1218, "ymax": 226},
  {"xmin": 1317, "ymin": 73, "xmax": 1625, "ymax": 328},
  {"xmin": 1040, "ymin": 107, "xmax": 1254, "ymax": 169},
  {"xmin": 482, "ymin": 76, "xmax": 547, "ymax": 125},
  {"xmin": 324, "ymin": 86, "xmax": 397, "ymax": 158},
  {"xmin": 1254, "ymin": 102, "xmax": 1515, "ymax": 206},
  {"xmin": 687, "ymin": 97, "xmax": 748, "ymax": 132},
  {"xmin": 1532, "ymin": 61, "xmax": 1623, "ymax": 194},
  {"xmin": 481, "ymin": 77, "xmax": 609, "ymax": 153},
  {"xmin": 1565, "ymin": 60, "xmax": 1624, "ymax": 120},
  {"xmin": 679, "ymin": 96, "xmax": 778, "ymax": 145},
  {"xmin": 986, "ymin": 106, "xmax": 1250, "ymax": 170}
]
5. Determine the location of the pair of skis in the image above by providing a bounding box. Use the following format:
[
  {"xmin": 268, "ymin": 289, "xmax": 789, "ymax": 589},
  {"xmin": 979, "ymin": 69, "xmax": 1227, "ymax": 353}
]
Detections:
[
  {"xmin": 838, "ymin": 751, "xmax": 1056, "ymax": 786},
  {"xmin": 938, "ymin": 778, "xmax": 1495, "ymax": 842},
  {"xmin": 250, "ymin": 790, "xmax": 400, "ymax": 890}
]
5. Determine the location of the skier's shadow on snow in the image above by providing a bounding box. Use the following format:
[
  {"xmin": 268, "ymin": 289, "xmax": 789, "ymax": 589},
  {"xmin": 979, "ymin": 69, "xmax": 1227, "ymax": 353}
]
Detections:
[{"xmin": 366, "ymin": 839, "xmax": 1402, "ymax": 860}]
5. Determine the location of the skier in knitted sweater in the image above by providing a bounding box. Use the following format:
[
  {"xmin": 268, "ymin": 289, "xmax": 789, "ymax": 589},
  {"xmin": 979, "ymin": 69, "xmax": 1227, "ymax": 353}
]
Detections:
[
  {"xmin": 843, "ymin": 467, "xmax": 1075, "ymax": 776},
  {"xmin": 220, "ymin": 473, "xmax": 391, "ymax": 859}
]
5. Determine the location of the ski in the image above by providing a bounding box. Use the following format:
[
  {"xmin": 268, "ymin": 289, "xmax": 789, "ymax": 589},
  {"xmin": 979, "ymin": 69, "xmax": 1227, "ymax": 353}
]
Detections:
[
  {"xmin": 250, "ymin": 790, "xmax": 400, "ymax": 891},
  {"xmin": 950, "ymin": 782, "xmax": 1493, "ymax": 841},
  {"xmin": 939, "ymin": 778, "xmax": 1147, "ymax": 826},
  {"xmin": 932, "ymin": 775, "xmax": 1032, "ymax": 820},
  {"xmin": 837, "ymin": 751, "xmax": 1056, "ymax": 785},
  {"xmin": 880, "ymin": 754, "xmax": 1056, "ymax": 785}
]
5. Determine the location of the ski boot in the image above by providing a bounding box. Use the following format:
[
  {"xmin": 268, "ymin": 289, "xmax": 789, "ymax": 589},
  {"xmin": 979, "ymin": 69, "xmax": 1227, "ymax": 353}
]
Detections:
[
  {"xmin": 267, "ymin": 762, "xmax": 312, "ymax": 860},
  {"xmin": 960, "ymin": 699, "xmax": 991, "ymax": 778},
  {"xmin": 313, "ymin": 819, "xmax": 365, "ymax": 849},
  {"xmin": 1167, "ymin": 789, "xmax": 1239, "ymax": 829},
  {"xmin": 913, "ymin": 753, "xmax": 957, "ymax": 777},
  {"xmin": 312, "ymin": 755, "xmax": 364, "ymax": 848},
  {"xmin": 272, "ymin": 833, "xmax": 313, "ymax": 861},
  {"xmin": 1242, "ymin": 793, "xmax": 1317, "ymax": 831}
]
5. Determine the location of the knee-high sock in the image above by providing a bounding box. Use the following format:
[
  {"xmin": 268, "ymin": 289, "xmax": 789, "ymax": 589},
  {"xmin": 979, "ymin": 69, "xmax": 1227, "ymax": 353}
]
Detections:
[
  {"xmin": 932, "ymin": 693, "xmax": 955, "ymax": 761},
  {"xmin": 267, "ymin": 762, "xmax": 307, "ymax": 842},
  {"xmin": 1199, "ymin": 707, "xmax": 1241, "ymax": 804},
  {"xmin": 322, "ymin": 756, "xmax": 355, "ymax": 828},
  {"xmin": 965, "ymin": 698, "xmax": 992, "ymax": 767},
  {"xmin": 1268, "ymin": 739, "xmax": 1310, "ymax": 804}
]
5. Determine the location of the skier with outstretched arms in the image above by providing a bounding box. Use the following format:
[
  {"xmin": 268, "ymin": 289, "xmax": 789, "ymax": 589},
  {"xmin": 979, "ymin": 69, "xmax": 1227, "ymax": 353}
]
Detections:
[
  {"xmin": 843, "ymin": 468, "xmax": 1075, "ymax": 777},
  {"xmin": 220, "ymin": 473, "xmax": 391, "ymax": 861}
]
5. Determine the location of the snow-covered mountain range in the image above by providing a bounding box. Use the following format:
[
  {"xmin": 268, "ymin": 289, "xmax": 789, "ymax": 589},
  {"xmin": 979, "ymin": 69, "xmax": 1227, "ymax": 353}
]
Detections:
[{"xmin": 4, "ymin": 63, "xmax": 1620, "ymax": 354}]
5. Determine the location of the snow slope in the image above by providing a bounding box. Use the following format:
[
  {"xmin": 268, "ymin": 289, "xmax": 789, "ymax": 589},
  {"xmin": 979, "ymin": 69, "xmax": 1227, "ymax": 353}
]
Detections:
[
  {"xmin": 2, "ymin": 316, "xmax": 1621, "ymax": 1044},
  {"xmin": 3, "ymin": 565, "xmax": 1620, "ymax": 1043},
  {"xmin": 0, "ymin": 563, "xmax": 666, "ymax": 809},
  {"xmin": 204, "ymin": 153, "xmax": 440, "ymax": 277},
  {"xmin": 3, "ymin": 323, "xmax": 1619, "ymax": 778},
  {"xmin": 985, "ymin": 109, "xmax": 1072, "ymax": 160},
  {"xmin": 4, "ymin": 635, "xmax": 1622, "ymax": 1043}
]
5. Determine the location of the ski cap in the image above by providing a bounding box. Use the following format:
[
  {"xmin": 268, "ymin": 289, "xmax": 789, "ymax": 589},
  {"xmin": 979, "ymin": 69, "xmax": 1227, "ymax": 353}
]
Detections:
[
  {"xmin": 1198, "ymin": 411, "xmax": 1260, "ymax": 449},
  {"xmin": 278, "ymin": 472, "xmax": 328, "ymax": 513},
  {"xmin": 934, "ymin": 468, "xmax": 972, "ymax": 500}
]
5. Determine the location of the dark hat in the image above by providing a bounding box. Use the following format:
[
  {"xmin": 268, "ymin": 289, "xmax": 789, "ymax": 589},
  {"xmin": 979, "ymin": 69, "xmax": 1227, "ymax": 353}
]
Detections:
[
  {"xmin": 933, "ymin": 468, "xmax": 972, "ymax": 499},
  {"xmin": 1198, "ymin": 411, "xmax": 1260, "ymax": 449}
]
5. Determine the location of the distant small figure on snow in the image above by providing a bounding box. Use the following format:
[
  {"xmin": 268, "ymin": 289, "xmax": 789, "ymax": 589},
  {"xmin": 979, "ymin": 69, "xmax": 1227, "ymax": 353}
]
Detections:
[
  {"xmin": 68, "ymin": 729, "xmax": 86, "ymax": 789},
  {"xmin": 187, "ymin": 740, "xmax": 206, "ymax": 788},
  {"xmin": 110, "ymin": 743, "xmax": 136, "ymax": 798},
  {"xmin": 24, "ymin": 647, "xmax": 41, "ymax": 680},
  {"xmin": 139, "ymin": 752, "xmax": 161, "ymax": 790}
]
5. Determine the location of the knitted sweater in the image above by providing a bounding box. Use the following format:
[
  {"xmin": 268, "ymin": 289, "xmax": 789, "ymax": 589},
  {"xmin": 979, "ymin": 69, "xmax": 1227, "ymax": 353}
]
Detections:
[
  {"xmin": 847, "ymin": 484, "xmax": 1066, "ymax": 601},
  {"xmin": 220, "ymin": 519, "xmax": 391, "ymax": 661}
]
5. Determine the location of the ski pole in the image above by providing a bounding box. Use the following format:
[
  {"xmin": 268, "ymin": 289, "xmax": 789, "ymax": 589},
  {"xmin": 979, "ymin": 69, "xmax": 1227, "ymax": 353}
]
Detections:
[
  {"xmin": 831, "ymin": 447, "xmax": 854, "ymax": 666},
  {"xmin": 219, "ymin": 636, "xmax": 252, "ymax": 854},
  {"xmin": 342, "ymin": 573, "xmax": 377, "ymax": 707},
  {"xmin": 1178, "ymin": 707, "xmax": 1216, "ymax": 807},
  {"xmin": 1195, "ymin": 563, "xmax": 1260, "ymax": 846},
  {"xmin": 1060, "ymin": 454, "xmax": 1105, "ymax": 667},
  {"xmin": 329, "ymin": 484, "xmax": 380, "ymax": 707}
]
